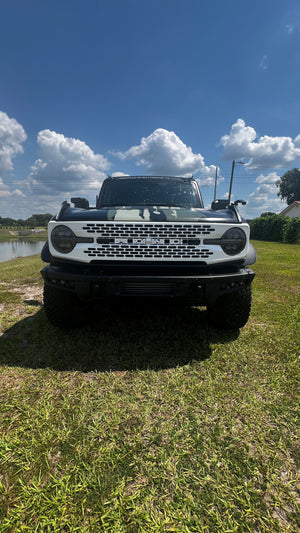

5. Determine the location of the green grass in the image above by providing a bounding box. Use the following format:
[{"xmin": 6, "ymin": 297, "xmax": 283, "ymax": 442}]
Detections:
[
  {"xmin": 0, "ymin": 228, "xmax": 47, "ymax": 242},
  {"xmin": 0, "ymin": 242, "xmax": 299, "ymax": 532},
  {"xmin": 0, "ymin": 229, "xmax": 13, "ymax": 242}
]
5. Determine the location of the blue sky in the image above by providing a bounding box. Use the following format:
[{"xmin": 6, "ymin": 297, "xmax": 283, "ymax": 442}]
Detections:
[{"xmin": 1, "ymin": 0, "xmax": 300, "ymax": 219}]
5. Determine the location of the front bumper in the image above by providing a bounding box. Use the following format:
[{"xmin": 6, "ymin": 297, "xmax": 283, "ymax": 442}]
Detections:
[{"xmin": 41, "ymin": 263, "xmax": 255, "ymax": 306}]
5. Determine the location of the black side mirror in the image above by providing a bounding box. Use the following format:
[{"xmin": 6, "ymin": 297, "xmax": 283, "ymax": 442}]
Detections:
[
  {"xmin": 234, "ymin": 199, "xmax": 247, "ymax": 206},
  {"xmin": 211, "ymin": 199, "xmax": 229, "ymax": 210},
  {"xmin": 71, "ymin": 197, "xmax": 89, "ymax": 209}
]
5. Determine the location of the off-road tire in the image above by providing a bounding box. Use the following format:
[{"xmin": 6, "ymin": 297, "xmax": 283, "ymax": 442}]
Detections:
[
  {"xmin": 207, "ymin": 287, "xmax": 252, "ymax": 330},
  {"xmin": 43, "ymin": 283, "xmax": 90, "ymax": 329}
]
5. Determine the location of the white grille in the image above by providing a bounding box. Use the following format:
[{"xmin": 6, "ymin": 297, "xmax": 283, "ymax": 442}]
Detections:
[
  {"xmin": 49, "ymin": 220, "xmax": 250, "ymax": 264},
  {"xmin": 83, "ymin": 246, "xmax": 213, "ymax": 259},
  {"xmin": 81, "ymin": 222, "xmax": 215, "ymax": 260},
  {"xmin": 81, "ymin": 222, "xmax": 215, "ymax": 237}
]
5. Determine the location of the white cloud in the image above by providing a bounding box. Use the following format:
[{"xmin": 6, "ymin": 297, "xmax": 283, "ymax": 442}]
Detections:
[
  {"xmin": 286, "ymin": 24, "xmax": 295, "ymax": 34},
  {"xmin": 0, "ymin": 177, "xmax": 13, "ymax": 197},
  {"xmin": 255, "ymin": 171, "xmax": 280, "ymax": 184},
  {"xmin": 197, "ymin": 176, "xmax": 216, "ymax": 187},
  {"xmin": 220, "ymin": 119, "xmax": 300, "ymax": 170},
  {"xmin": 0, "ymin": 177, "xmax": 26, "ymax": 199},
  {"xmin": 111, "ymin": 172, "xmax": 130, "ymax": 177},
  {"xmin": 243, "ymin": 172, "xmax": 283, "ymax": 217},
  {"xmin": 28, "ymin": 130, "xmax": 110, "ymax": 195},
  {"xmin": 115, "ymin": 128, "xmax": 215, "ymax": 177},
  {"xmin": 0, "ymin": 110, "xmax": 27, "ymax": 174},
  {"xmin": 220, "ymin": 119, "xmax": 257, "ymax": 159},
  {"xmin": 259, "ymin": 55, "xmax": 268, "ymax": 70},
  {"xmin": 196, "ymin": 166, "xmax": 224, "ymax": 188}
]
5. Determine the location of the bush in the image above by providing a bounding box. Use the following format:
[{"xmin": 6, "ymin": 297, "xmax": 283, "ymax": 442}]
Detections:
[
  {"xmin": 282, "ymin": 217, "xmax": 300, "ymax": 243},
  {"xmin": 249, "ymin": 214, "xmax": 300, "ymax": 243}
]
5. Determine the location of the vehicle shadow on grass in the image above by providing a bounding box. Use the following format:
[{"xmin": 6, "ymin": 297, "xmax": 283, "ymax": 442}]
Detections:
[{"xmin": 0, "ymin": 303, "xmax": 239, "ymax": 372}]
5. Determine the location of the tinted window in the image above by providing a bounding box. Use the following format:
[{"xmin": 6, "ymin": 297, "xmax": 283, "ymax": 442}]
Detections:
[{"xmin": 99, "ymin": 178, "xmax": 202, "ymax": 208}]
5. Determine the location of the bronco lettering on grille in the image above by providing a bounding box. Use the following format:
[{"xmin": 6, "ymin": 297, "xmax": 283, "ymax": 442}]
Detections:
[{"xmin": 115, "ymin": 237, "xmax": 182, "ymax": 245}]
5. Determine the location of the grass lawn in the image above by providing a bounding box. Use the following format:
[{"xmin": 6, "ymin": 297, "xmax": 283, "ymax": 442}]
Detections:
[
  {"xmin": 0, "ymin": 241, "xmax": 299, "ymax": 532},
  {"xmin": 0, "ymin": 228, "xmax": 47, "ymax": 242}
]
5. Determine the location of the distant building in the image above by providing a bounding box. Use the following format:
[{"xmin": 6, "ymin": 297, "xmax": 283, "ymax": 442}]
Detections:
[{"xmin": 280, "ymin": 201, "xmax": 300, "ymax": 218}]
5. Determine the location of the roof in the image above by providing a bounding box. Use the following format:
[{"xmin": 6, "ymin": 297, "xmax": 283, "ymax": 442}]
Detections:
[
  {"xmin": 280, "ymin": 201, "xmax": 300, "ymax": 215},
  {"xmin": 107, "ymin": 175, "xmax": 194, "ymax": 181}
]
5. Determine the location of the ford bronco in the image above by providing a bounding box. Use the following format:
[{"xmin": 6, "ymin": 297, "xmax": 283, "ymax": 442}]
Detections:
[{"xmin": 41, "ymin": 175, "xmax": 256, "ymax": 329}]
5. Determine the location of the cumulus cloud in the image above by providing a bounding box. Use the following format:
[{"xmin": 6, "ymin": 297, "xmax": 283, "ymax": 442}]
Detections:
[
  {"xmin": 0, "ymin": 177, "xmax": 12, "ymax": 197},
  {"xmin": 196, "ymin": 166, "xmax": 224, "ymax": 188},
  {"xmin": 0, "ymin": 110, "xmax": 27, "ymax": 174},
  {"xmin": 28, "ymin": 130, "xmax": 110, "ymax": 195},
  {"xmin": 111, "ymin": 172, "xmax": 130, "ymax": 177},
  {"xmin": 248, "ymin": 187, "xmax": 282, "ymax": 210},
  {"xmin": 244, "ymin": 172, "xmax": 283, "ymax": 216},
  {"xmin": 0, "ymin": 177, "xmax": 25, "ymax": 198},
  {"xmin": 115, "ymin": 128, "xmax": 216, "ymax": 177},
  {"xmin": 255, "ymin": 171, "xmax": 280, "ymax": 184},
  {"xmin": 220, "ymin": 119, "xmax": 300, "ymax": 170},
  {"xmin": 0, "ymin": 111, "xmax": 27, "ymax": 215}
]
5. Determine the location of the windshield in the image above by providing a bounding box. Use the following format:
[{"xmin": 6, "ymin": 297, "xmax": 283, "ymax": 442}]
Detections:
[{"xmin": 98, "ymin": 178, "xmax": 203, "ymax": 208}]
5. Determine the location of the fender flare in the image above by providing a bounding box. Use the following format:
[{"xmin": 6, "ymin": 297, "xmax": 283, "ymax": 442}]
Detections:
[
  {"xmin": 245, "ymin": 242, "xmax": 257, "ymax": 266},
  {"xmin": 41, "ymin": 241, "xmax": 53, "ymax": 263}
]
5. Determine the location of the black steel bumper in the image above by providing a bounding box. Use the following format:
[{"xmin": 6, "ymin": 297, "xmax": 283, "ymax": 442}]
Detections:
[{"xmin": 41, "ymin": 263, "xmax": 255, "ymax": 306}]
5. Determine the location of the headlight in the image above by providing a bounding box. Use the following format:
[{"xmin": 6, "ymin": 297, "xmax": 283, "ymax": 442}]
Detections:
[
  {"xmin": 221, "ymin": 228, "xmax": 246, "ymax": 255},
  {"xmin": 51, "ymin": 225, "xmax": 76, "ymax": 254}
]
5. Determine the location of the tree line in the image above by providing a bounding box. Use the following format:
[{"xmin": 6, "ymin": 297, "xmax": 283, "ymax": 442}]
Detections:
[
  {"xmin": 249, "ymin": 214, "xmax": 300, "ymax": 243},
  {"xmin": 0, "ymin": 213, "xmax": 53, "ymax": 228},
  {"xmin": 249, "ymin": 168, "xmax": 300, "ymax": 243}
]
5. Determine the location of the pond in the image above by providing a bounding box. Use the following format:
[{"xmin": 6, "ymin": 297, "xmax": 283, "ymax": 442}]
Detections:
[{"xmin": 0, "ymin": 240, "xmax": 46, "ymax": 263}]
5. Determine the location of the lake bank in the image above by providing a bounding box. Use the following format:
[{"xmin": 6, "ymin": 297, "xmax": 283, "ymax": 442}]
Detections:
[
  {"xmin": 0, "ymin": 240, "xmax": 46, "ymax": 262},
  {"xmin": 0, "ymin": 228, "xmax": 47, "ymax": 242}
]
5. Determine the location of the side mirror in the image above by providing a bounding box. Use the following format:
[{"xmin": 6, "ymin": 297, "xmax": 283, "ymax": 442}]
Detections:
[
  {"xmin": 234, "ymin": 199, "xmax": 247, "ymax": 206},
  {"xmin": 211, "ymin": 199, "xmax": 229, "ymax": 210},
  {"xmin": 71, "ymin": 197, "xmax": 89, "ymax": 209}
]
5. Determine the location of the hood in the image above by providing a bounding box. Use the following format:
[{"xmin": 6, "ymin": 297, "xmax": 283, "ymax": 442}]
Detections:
[{"xmin": 57, "ymin": 205, "xmax": 238, "ymax": 223}]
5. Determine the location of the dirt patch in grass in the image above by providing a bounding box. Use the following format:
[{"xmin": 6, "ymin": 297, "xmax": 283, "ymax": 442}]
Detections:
[{"xmin": 0, "ymin": 283, "xmax": 42, "ymax": 315}]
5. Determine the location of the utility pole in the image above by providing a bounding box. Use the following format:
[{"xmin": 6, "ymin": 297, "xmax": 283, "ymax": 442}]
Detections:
[
  {"xmin": 213, "ymin": 166, "xmax": 218, "ymax": 201},
  {"xmin": 228, "ymin": 160, "xmax": 245, "ymax": 204},
  {"xmin": 228, "ymin": 160, "xmax": 235, "ymax": 204}
]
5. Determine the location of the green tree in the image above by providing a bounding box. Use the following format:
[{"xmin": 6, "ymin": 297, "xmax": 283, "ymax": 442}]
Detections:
[
  {"xmin": 277, "ymin": 168, "xmax": 300, "ymax": 205},
  {"xmin": 260, "ymin": 212, "xmax": 276, "ymax": 217},
  {"xmin": 249, "ymin": 214, "xmax": 300, "ymax": 243},
  {"xmin": 0, "ymin": 213, "xmax": 52, "ymax": 228}
]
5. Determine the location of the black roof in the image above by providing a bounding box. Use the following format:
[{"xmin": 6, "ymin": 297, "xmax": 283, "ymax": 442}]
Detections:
[{"xmin": 106, "ymin": 175, "xmax": 194, "ymax": 182}]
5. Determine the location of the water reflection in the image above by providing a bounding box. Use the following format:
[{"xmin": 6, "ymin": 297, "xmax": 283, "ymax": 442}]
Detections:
[{"xmin": 0, "ymin": 240, "xmax": 46, "ymax": 262}]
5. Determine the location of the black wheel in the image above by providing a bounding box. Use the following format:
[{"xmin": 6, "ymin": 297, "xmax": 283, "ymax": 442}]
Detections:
[
  {"xmin": 207, "ymin": 287, "xmax": 252, "ymax": 330},
  {"xmin": 43, "ymin": 283, "xmax": 90, "ymax": 329}
]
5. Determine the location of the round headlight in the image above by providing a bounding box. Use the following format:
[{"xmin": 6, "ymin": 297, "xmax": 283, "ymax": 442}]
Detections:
[
  {"xmin": 51, "ymin": 225, "xmax": 76, "ymax": 254},
  {"xmin": 221, "ymin": 228, "xmax": 246, "ymax": 256}
]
